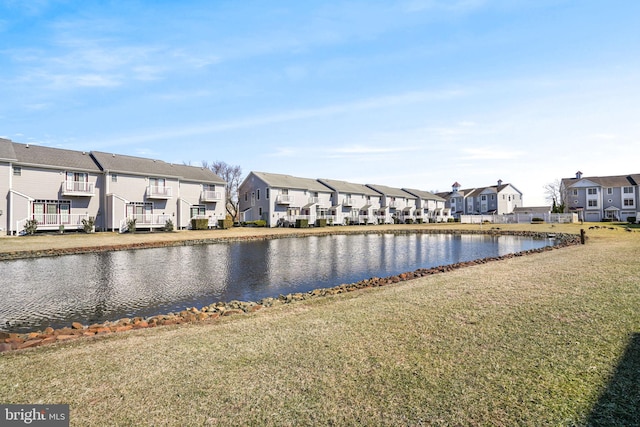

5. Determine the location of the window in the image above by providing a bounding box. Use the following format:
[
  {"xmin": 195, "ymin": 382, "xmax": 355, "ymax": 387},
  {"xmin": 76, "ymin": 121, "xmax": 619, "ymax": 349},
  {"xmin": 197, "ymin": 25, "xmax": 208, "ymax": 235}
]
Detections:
[
  {"xmin": 588, "ymin": 188, "xmax": 598, "ymax": 195},
  {"xmin": 481, "ymin": 195, "xmax": 487, "ymax": 201},
  {"xmin": 112, "ymin": 174, "xmax": 118, "ymax": 182},
  {"xmin": 259, "ymin": 207, "xmax": 263, "ymax": 216},
  {"xmin": 257, "ymin": 189, "xmax": 260, "ymax": 200},
  {"xmin": 190, "ymin": 205, "xmax": 205, "ymax": 217},
  {"xmin": 607, "ymin": 188, "xmax": 613, "ymax": 195},
  {"xmin": 65, "ymin": 172, "xmax": 89, "ymax": 192},
  {"xmin": 588, "ymin": 200, "xmax": 598, "ymax": 207},
  {"xmin": 623, "ymin": 187, "xmax": 634, "ymax": 194},
  {"xmin": 244, "ymin": 192, "xmax": 248, "ymax": 202},
  {"xmin": 32, "ymin": 200, "xmax": 71, "ymax": 225},
  {"xmin": 13, "ymin": 166, "xmax": 21, "ymax": 176},
  {"xmin": 266, "ymin": 188, "xmax": 270, "ymax": 199},
  {"xmin": 624, "ymin": 199, "xmax": 635, "ymax": 207},
  {"xmin": 572, "ymin": 189, "xmax": 578, "ymax": 196}
]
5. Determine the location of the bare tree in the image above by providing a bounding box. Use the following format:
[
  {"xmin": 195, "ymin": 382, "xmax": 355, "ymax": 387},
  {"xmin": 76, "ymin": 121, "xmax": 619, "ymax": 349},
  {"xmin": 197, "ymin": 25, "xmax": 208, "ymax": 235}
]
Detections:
[
  {"xmin": 204, "ymin": 160, "xmax": 243, "ymax": 221},
  {"xmin": 544, "ymin": 179, "xmax": 567, "ymax": 213}
]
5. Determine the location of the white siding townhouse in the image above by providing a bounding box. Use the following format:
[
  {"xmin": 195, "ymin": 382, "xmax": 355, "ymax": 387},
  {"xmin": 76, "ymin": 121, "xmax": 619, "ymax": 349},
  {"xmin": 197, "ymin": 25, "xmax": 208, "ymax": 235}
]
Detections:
[
  {"xmin": 365, "ymin": 184, "xmax": 418, "ymax": 224},
  {"xmin": 239, "ymin": 171, "xmax": 333, "ymax": 227},
  {"xmin": 317, "ymin": 178, "xmax": 382, "ymax": 225},
  {"xmin": 402, "ymin": 188, "xmax": 450, "ymax": 222},
  {"xmin": 0, "ymin": 138, "xmax": 226, "ymax": 234},
  {"xmin": 438, "ymin": 180, "xmax": 522, "ymax": 218},
  {"xmin": 561, "ymin": 171, "xmax": 640, "ymax": 222}
]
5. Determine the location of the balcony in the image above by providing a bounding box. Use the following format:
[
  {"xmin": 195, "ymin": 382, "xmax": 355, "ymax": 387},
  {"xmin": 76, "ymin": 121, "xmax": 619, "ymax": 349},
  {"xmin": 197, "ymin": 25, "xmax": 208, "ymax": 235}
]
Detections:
[
  {"xmin": 61, "ymin": 181, "xmax": 95, "ymax": 197},
  {"xmin": 147, "ymin": 185, "xmax": 173, "ymax": 199},
  {"xmin": 17, "ymin": 213, "xmax": 91, "ymax": 233},
  {"xmin": 342, "ymin": 198, "xmax": 355, "ymax": 206},
  {"xmin": 308, "ymin": 196, "xmax": 319, "ymax": 205},
  {"xmin": 276, "ymin": 195, "xmax": 293, "ymax": 205},
  {"xmin": 201, "ymin": 190, "xmax": 222, "ymax": 202}
]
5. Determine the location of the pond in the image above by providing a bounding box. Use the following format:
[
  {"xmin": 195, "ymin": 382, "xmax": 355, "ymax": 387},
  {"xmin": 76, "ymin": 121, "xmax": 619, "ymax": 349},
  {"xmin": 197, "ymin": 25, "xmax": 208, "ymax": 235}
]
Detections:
[{"xmin": 0, "ymin": 233, "xmax": 555, "ymax": 332}]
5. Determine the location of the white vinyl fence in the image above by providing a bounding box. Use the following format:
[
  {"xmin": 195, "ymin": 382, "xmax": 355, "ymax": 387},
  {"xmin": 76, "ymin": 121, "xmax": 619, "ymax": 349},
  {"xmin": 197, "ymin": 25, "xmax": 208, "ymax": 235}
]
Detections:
[{"xmin": 460, "ymin": 213, "xmax": 578, "ymax": 224}]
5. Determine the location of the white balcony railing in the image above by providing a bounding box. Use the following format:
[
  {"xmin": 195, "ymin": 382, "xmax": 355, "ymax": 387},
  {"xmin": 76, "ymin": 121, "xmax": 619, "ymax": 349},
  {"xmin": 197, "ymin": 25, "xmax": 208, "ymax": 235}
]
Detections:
[
  {"xmin": 342, "ymin": 198, "xmax": 355, "ymax": 206},
  {"xmin": 16, "ymin": 214, "xmax": 90, "ymax": 233},
  {"xmin": 147, "ymin": 186, "xmax": 173, "ymax": 199},
  {"xmin": 276, "ymin": 195, "xmax": 293, "ymax": 204},
  {"xmin": 61, "ymin": 181, "xmax": 95, "ymax": 196},
  {"xmin": 201, "ymin": 190, "xmax": 222, "ymax": 202},
  {"xmin": 308, "ymin": 197, "xmax": 319, "ymax": 205}
]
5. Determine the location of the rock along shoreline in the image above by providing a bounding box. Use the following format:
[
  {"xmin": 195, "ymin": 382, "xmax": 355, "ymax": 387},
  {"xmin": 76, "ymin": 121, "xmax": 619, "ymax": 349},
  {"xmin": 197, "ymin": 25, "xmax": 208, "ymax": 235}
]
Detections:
[{"xmin": 0, "ymin": 229, "xmax": 581, "ymax": 352}]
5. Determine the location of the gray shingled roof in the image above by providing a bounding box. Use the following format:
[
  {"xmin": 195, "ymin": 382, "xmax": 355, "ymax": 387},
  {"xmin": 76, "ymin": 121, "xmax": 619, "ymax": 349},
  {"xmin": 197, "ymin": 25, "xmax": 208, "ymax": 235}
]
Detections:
[
  {"xmin": 318, "ymin": 178, "xmax": 380, "ymax": 196},
  {"xmin": 366, "ymin": 184, "xmax": 416, "ymax": 199},
  {"xmin": 562, "ymin": 174, "xmax": 637, "ymax": 188},
  {"xmin": 250, "ymin": 171, "xmax": 332, "ymax": 193},
  {"xmin": 0, "ymin": 138, "xmax": 18, "ymax": 161},
  {"xmin": 402, "ymin": 188, "xmax": 446, "ymax": 202},
  {"xmin": 11, "ymin": 142, "xmax": 101, "ymax": 172},
  {"xmin": 91, "ymin": 151, "xmax": 183, "ymax": 177},
  {"xmin": 166, "ymin": 163, "xmax": 226, "ymax": 184}
]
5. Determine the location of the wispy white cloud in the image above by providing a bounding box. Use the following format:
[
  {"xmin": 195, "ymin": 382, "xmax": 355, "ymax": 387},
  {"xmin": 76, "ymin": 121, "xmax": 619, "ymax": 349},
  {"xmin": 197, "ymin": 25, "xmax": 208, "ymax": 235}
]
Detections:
[{"xmin": 91, "ymin": 88, "xmax": 466, "ymax": 146}]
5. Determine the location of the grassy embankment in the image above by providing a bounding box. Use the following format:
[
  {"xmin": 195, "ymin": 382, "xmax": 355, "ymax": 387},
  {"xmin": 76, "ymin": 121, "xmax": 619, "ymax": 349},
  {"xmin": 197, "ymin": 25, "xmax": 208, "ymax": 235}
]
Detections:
[{"xmin": 0, "ymin": 223, "xmax": 639, "ymax": 425}]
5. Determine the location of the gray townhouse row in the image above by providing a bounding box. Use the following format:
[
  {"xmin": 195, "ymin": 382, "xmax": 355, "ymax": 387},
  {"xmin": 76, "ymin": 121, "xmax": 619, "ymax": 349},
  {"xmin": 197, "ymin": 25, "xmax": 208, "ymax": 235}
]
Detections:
[
  {"xmin": 0, "ymin": 138, "xmax": 227, "ymax": 234},
  {"xmin": 238, "ymin": 171, "xmax": 456, "ymax": 227},
  {"xmin": 561, "ymin": 171, "xmax": 640, "ymax": 222}
]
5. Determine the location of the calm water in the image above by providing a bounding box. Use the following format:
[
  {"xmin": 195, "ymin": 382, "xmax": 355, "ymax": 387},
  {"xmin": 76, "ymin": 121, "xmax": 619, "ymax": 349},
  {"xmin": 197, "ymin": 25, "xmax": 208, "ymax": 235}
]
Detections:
[{"xmin": 0, "ymin": 233, "xmax": 554, "ymax": 332}]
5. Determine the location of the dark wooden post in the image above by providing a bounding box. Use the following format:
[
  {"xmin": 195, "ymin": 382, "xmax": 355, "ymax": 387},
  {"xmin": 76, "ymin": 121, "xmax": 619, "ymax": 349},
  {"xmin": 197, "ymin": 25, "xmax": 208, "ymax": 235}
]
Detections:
[{"xmin": 580, "ymin": 229, "xmax": 586, "ymax": 244}]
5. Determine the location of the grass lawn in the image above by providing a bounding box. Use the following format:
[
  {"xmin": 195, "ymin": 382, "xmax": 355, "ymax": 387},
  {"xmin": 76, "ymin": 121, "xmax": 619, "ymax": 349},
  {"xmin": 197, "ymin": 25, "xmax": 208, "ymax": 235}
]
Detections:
[{"xmin": 0, "ymin": 223, "xmax": 639, "ymax": 425}]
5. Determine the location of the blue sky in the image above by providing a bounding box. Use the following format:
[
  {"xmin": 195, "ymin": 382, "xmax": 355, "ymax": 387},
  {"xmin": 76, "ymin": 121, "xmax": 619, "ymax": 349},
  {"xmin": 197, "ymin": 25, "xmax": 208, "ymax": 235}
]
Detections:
[{"xmin": 1, "ymin": 0, "xmax": 639, "ymax": 205}]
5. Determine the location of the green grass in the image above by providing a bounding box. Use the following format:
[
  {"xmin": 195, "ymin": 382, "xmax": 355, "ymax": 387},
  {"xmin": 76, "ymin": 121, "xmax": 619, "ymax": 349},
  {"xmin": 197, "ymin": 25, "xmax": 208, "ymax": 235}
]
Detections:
[{"xmin": 1, "ymin": 225, "xmax": 639, "ymax": 426}]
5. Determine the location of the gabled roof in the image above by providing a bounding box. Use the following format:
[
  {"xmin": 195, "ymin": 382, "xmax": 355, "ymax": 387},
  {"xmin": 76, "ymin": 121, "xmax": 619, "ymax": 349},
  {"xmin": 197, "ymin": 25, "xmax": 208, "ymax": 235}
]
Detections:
[
  {"xmin": 12, "ymin": 142, "xmax": 101, "ymax": 172},
  {"xmin": 402, "ymin": 188, "xmax": 446, "ymax": 202},
  {"xmin": 0, "ymin": 138, "xmax": 18, "ymax": 161},
  {"xmin": 168, "ymin": 163, "xmax": 226, "ymax": 185},
  {"xmin": 318, "ymin": 178, "xmax": 380, "ymax": 196},
  {"xmin": 249, "ymin": 171, "xmax": 332, "ymax": 193},
  {"xmin": 366, "ymin": 184, "xmax": 416, "ymax": 199},
  {"xmin": 91, "ymin": 151, "xmax": 182, "ymax": 177},
  {"xmin": 562, "ymin": 174, "xmax": 638, "ymax": 188}
]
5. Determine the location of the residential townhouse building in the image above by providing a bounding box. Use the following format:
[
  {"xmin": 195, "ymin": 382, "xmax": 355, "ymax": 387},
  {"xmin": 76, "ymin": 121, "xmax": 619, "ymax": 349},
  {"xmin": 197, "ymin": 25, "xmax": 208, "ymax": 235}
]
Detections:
[
  {"xmin": 1, "ymin": 139, "xmax": 102, "ymax": 235},
  {"xmin": 561, "ymin": 171, "xmax": 640, "ymax": 222},
  {"xmin": 365, "ymin": 184, "xmax": 418, "ymax": 224},
  {"xmin": 317, "ymin": 178, "xmax": 382, "ymax": 225},
  {"xmin": 239, "ymin": 172, "xmax": 334, "ymax": 227},
  {"xmin": 438, "ymin": 180, "xmax": 522, "ymax": 218},
  {"xmin": 91, "ymin": 151, "xmax": 226, "ymax": 232},
  {"xmin": 0, "ymin": 139, "xmax": 226, "ymax": 234},
  {"xmin": 167, "ymin": 163, "xmax": 227, "ymax": 229},
  {"xmin": 402, "ymin": 188, "xmax": 450, "ymax": 222}
]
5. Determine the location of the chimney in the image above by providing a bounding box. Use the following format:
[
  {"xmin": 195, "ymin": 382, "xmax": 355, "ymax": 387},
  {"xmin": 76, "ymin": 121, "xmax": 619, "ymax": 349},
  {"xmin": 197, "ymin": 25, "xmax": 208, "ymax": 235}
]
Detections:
[{"xmin": 576, "ymin": 171, "xmax": 583, "ymax": 179}]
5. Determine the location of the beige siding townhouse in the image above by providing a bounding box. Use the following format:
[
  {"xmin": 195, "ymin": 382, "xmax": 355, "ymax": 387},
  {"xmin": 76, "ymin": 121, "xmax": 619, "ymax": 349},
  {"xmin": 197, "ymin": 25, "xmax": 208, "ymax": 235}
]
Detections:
[
  {"xmin": 91, "ymin": 151, "xmax": 182, "ymax": 232},
  {"xmin": 0, "ymin": 139, "xmax": 17, "ymax": 234},
  {"xmin": 171, "ymin": 163, "xmax": 227, "ymax": 229},
  {"xmin": 317, "ymin": 178, "xmax": 382, "ymax": 225},
  {"xmin": 239, "ymin": 172, "xmax": 333, "ymax": 227},
  {"xmin": 2, "ymin": 139, "xmax": 102, "ymax": 235}
]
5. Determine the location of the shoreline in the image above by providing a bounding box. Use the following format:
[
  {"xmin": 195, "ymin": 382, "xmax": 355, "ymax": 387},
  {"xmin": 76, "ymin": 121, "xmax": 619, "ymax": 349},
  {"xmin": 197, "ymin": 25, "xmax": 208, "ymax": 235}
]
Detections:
[{"xmin": 0, "ymin": 228, "xmax": 581, "ymax": 351}]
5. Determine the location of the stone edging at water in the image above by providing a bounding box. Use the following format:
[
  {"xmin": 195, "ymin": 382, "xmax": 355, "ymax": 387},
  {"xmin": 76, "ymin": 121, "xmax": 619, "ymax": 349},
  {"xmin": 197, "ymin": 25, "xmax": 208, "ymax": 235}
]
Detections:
[{"xmin": 0, "ymin": 230, "xmax": 581, "ymax": 352}]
